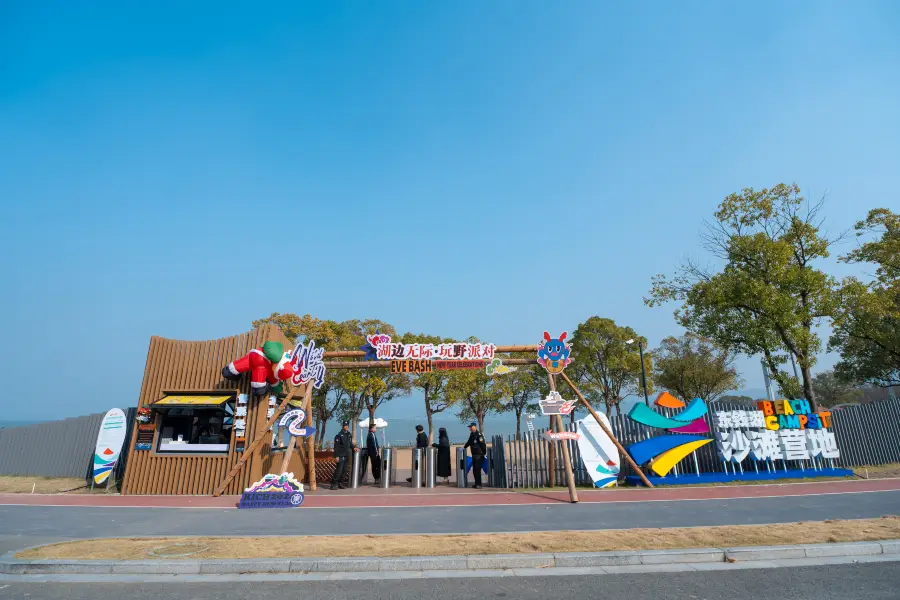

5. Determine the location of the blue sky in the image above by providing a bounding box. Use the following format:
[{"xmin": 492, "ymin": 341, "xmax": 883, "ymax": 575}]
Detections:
[{"xmin": 2, "ymin": 2, "xmax": 899, "ymax": 421}]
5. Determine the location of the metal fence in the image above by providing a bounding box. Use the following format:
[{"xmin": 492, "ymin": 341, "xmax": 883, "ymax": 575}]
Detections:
[
  {"xmin": 0, "ymin": 409, "xmax": 135, "ymax": 482},
  {"xmin": 832, "ymin": 397, "xmax": 900, "ymax": 467},
  {"xmin": 500, "ymin": 398, "xmax": 900, "ymax": 488}
]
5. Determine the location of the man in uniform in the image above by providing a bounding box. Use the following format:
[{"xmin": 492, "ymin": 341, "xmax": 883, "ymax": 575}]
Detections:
[
  {"xmin": 464, "ymin": 422, "xmax": 487, "ymax": 489},
  {"xmin": 407, "ymin": 424, "xmax": 429, "ymax": 483},
  {"xmin": 331, "ymin": 421, "xmax": 357, "ymax": 490}
]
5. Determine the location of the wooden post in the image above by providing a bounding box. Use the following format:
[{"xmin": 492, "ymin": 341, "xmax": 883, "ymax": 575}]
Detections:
[
  {"xmin": 548, "ymin": 374, "xmax": 578, "ymax": 503},
  {"xmin": 212, "ymin": 383, "xmax": 305, "ymax": 497},
  {"xmin": 303, "ymin": 383, "xmax": 316, "ymax": 491},
  {"xmin": 278, "ymin": 382, "xmax": 314, "ymax": 475},
  {"xmin": 279, "ymin": 436, "xmax": 298, "ymax": 475},
  {"xmin": 558, "ymin": 370, "xmax": 655, "ymax": 489},
  {"xmin": 547, "ymin": 418, "xmax": 556, "ymax": 488}
]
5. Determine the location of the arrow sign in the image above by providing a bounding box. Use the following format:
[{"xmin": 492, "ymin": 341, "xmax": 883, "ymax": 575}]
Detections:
[
  {"xmin": 288, "ymin": 424, "xmax": 316, "ymax": 438},
  {"xmin": 542, "ymin": 431, "xmax": 580, "ymax": 442}
]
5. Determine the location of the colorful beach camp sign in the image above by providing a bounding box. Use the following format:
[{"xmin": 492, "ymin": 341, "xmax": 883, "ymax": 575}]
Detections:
[
  {"xmin": 537, "ymin": 331, "xmax": 572, "ymax": 374},
  {"xmin": 92, "ymin": 408, "xmax": 127, "ymax": 486},
  {"xmin": 713, "ymin": 408, "xmax": 840, "ymax": 462},
  {"xmin": 576, "ymin": 414, "xmax": 620, "ymax": 488}
]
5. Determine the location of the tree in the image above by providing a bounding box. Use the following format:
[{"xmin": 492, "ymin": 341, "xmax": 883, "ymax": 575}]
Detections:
[
  {"xmin": 500, "ymin": 366, "xmax": 542, "ymax": 440},
  {"xmin": 570, "ymin": 317, "xmax": 652, "ymax": 417},
  {"xmin": 356, "ymin": 320, "xmax": 411, "ymax": 429},
  {"xmin": 448, "ymin": 367, "xmax": 505, "ymax": 434},
  {"xmin": 716, "ymin": 395, "xmax": 758, "ymax": 408},
  {"xmin": 403, "ymin": 332, "xmax": 456, "ymax": 443},
  {"xmin": 652, "ymin": 334, "xmax": 744, "ymax": 403},
  {"xmin": 830, "ymin": 209, "xmax": 900, "ymax": 388},
  {"xmin": 646, "ymin": 184, "xmax": 843, "ymax": 409},
  {"xmin": 812, "ymin": 370, "xmax": 863, "ymax": 407}
]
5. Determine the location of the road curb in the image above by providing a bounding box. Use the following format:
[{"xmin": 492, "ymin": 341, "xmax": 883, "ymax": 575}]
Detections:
[{"xmin": 1, "ymin": 540, "xmax": 898, "ymax": 575}]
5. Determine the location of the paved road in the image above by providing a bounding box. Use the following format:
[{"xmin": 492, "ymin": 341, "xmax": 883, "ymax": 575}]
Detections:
[
  {"xmin": 1, "ymin": 562, "xmax": 898, "ymax": 599},
  {"xmin": 1, "ymin": 489, "xmax": 897, "ymax": 554}
]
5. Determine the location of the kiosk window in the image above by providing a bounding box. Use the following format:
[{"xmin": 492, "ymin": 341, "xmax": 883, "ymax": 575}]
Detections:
[{"xmin": 157, "ymin": 406, "xmax": 231, "ymax": 453}]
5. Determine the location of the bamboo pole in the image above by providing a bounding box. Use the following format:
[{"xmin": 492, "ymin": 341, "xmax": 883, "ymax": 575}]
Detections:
[
  {"xmin": 325, "ymin": 358, "xmax": 538, "ymax": 369},
  {"xmin": 548, "ymin": 374, "xmax": 578, "ymax": 503},
  {"xmin": 323, "ymin": 345, "xmax": 539, "ymax": 358},
  {"xmin": 304, "ymin": 384, "xmax": 316, "ymax": 491},
  {"xmin": 558, "ymin": 371, "xmax": 654, "ymax": 488},
  {"xmin": 212, "ymin": 383, "xmax": 306, "ymax": 497}
]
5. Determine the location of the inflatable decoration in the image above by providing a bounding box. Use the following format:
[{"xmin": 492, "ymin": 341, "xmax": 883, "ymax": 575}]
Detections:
[{"xmin": 222, "ymin": 340, "xmax": 299, "ymax": 397}]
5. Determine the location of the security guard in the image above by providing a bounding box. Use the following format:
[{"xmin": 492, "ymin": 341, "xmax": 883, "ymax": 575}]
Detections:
[
  {"xmin": 331, "ymin": 421, "xmax": 357, "ymax": 490},
  {"xmin": 464, "ymin": 422, "xmax": 487, "ymax": 489}
]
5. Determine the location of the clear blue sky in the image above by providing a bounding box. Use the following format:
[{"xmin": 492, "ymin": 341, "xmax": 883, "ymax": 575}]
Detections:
[{"xmin": 2, "ymin": 2, "xmax": 899, "ymax": 421}]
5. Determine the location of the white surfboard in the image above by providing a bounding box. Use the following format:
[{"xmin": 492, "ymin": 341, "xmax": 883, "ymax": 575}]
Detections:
[{"xmin": 576, "ymin": 414, "xmax": 620, "ymax": 488}]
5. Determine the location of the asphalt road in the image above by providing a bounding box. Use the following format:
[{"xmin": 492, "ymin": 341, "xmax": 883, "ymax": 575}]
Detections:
[
  {"xmin": 1, "ymin": 489, "xmax": 898, "ymax": 554},
  {"xmin": 1, "ymin": 562, "xmax": 898, "ymax": 599}
]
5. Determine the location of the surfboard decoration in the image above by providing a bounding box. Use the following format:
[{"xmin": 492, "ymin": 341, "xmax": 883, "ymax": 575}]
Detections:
[
  {"xmin": 92, "ymin": 408, "xmax": 127, "ymax": 486},
  {"xmin": 576, "ymin": 414, "xmax": 620, "ymax": 488}
]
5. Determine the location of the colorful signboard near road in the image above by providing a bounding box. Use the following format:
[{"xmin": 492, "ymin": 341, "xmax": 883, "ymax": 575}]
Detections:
[
  {"xmin": 238, "ymin": 473, "xmax": 305, "ymax": 509},
  {"xmin": 92, "ymin": 408, "xmax": 127, "ymax": 486}
]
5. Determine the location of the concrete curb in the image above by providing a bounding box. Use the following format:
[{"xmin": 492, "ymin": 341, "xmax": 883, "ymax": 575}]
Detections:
[{"xmin": 2, "ymin": 540, "xmax": 898, "ymax": 575}]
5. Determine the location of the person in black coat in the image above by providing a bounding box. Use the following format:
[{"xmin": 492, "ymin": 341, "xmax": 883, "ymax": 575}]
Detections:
[
  {"xmin": 407, "ymin": 424, "xmax": 429, "ymax": 483},
  {"xmin": 365, "ymin": 423, "xmax": 381, "ymax": 484},
  {"xmin": 464, "ymin": 422, "xmax": 487, "ymax": 489},
  {"xmin": 433, "ymin": 427, "xmax": 452, "ymax": 483},
  {"xmin": 330, "ymin": 421, "xmax": 357, "ymax": 490}
]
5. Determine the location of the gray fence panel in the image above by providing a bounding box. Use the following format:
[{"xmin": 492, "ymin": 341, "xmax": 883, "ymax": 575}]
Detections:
[{"xmin": 0, "ymin": 409, "xmax": 135, "ymax": 479}]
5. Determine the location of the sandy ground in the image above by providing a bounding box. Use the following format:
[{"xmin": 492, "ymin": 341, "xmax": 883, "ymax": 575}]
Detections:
[
  {"xmin": 16, "ymin": 516, "xmax": 900, "ymax": 560},
  {"xmin": 0, "ymin": 476, "xmax": 92, "ymax": 494}
]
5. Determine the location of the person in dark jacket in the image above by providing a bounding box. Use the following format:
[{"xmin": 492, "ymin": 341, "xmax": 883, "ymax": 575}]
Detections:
[
  {"xmin": 464, "ymin": 422, "xmax": 487, "ymax": 489},
  {"xmin": 407, "ymin": 424, "xmax": 429, "ymax": 483},
  {"xmin": 433, "ymin": 427, "xmax": 452, "ymax": 483},
  {"xmin": 331, "ymin": 421, "xmax": 357, "ymax": 490},
  {"xmin": 365, "ymin": 423, "xmax": 381, "ymax": 484}
]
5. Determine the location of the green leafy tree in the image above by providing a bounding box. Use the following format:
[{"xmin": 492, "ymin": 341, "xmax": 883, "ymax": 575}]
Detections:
[
  {"xmin": 646, "ymin": 184, "xmax": 843, "ymax": 409},
  {"xmin": 354, "ymin": 320, "xmax": 411, "ymax": 431},
  {"xmin": 716, "ymin": 395, "xmax": 758, "ymax": 408},
  {"xmin": 652, "ymin": 334, "xmax": 744, "ymax": 403},
  {"xmin": 499, "ymin": 366, "xmax": 542, "ymax": 440},
  {"xmin": 812, "ymin": 370, "xmax": 863, "ymax": 407},
  {"xmin": 831, "ymin": 209, "xmax": 900, "ymax": 388},
  {"xmin": 403, "ymin": 332, "xmax": 456, "ymax": 443},
  {"xmin": 570, "ymin": 317, "xmax": 652, "ymax": 417},
  {"xmin": 448, "ymin": 365, "xmax": 505, "ymax": 434}
]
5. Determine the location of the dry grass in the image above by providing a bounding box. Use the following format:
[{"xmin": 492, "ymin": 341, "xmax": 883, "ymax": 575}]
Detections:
[
  {"xmin": 0, "ymin": 476, "xmax": 90, "ymax": 494},
  {"xmin": 17, "ymin": 516, "xmax": 900, "ymax": 560},
  {"xmin": 855, "ymin": 464, "xmax": 900, "ymax": 479}
]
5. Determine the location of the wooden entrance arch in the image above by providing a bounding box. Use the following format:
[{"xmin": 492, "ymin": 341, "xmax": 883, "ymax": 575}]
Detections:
[{"xmin": 212, "ymin": 343, "xmax": 652, "ymax": 498}]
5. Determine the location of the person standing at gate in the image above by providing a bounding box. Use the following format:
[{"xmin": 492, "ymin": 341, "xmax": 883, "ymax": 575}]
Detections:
[
  {"xmin": 331, "ymin": 421, "xmax": 357, "ymax": 490},
  {"xmin": 464, "ymin": 422, "xmax": 487, "ymax": 489},
  {"xmin": 407, "ymin": 424, "xmax": 429, "ymax": 483},
  {"xmin": 366, "ymin": 422, "xmax": 381, "ymax": 485},
  {"xmin": 433, "ymin": 427, "xmax": 452, "ymax": 484}
]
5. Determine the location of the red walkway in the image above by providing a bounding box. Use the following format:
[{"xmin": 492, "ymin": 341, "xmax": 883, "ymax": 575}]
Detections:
[{"xmin": 1, "ymin": 478, "xmax": 898, "ymax": 509}]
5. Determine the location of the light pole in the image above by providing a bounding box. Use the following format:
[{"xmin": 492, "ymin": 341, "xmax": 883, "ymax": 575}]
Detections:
[{"xmin": 626, "ymin": 339, "xmax": 650, "ymax": 406}]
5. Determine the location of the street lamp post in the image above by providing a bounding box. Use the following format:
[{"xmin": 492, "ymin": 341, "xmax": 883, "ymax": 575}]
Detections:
[{"xmin": 626, "ymin": 339, "xmax": 650, "ymax": 406}]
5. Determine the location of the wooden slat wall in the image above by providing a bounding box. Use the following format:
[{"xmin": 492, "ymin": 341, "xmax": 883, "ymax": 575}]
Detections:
[{"xmin": 121, "ymin": 326, "xmax": 291, "ymax": 496}]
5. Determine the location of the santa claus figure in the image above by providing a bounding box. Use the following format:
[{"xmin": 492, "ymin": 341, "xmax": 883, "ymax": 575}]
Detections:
[{"xmin": 222, "ymin": 341, "xmax": 297, "ymax": 396}]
